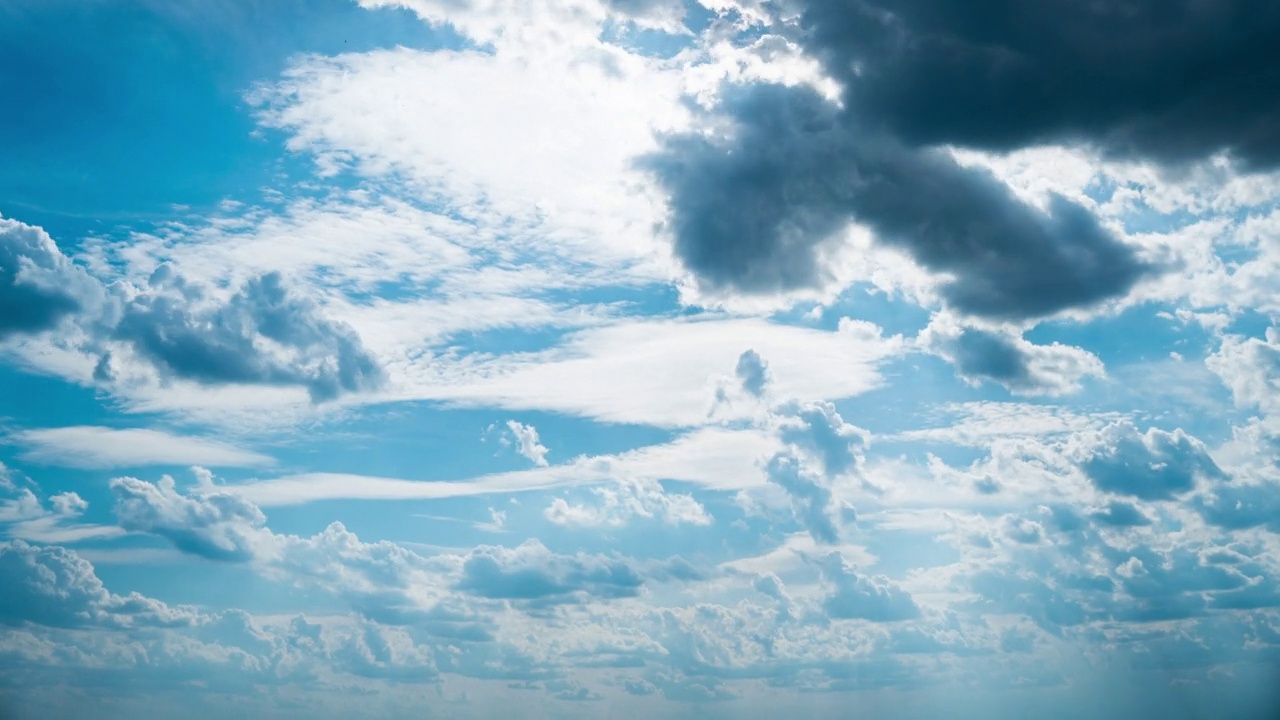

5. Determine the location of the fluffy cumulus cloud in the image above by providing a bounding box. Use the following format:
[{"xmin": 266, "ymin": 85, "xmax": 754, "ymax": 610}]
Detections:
[
  {"xmin": 0, "ymin": 540, "xmax": 195, "ymax": 629},
  {"xmin": 818, "ymin": 552, "xmax": 920, "ymax": 622},
  {"xmin": 110, "ymin": 474, "xmax": 268, "ymax": 562},
  {"xmin": 0, "ymin": 216, "xmax": 106, "ymax": 339},
  {"xmin": 456, "ymin": 541, "xmax": 644, "ymax": 605},
  {"xmin": 112, "ymin": 267, "xmax": 384, "ymax": 401},
  {"xmin": 1077, "ymin": 422, "xmax": 1224, "ymax": 500}
]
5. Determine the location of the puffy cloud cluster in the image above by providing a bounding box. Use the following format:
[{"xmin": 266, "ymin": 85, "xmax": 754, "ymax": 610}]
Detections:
[
  {"xmin": 0, "ymin": 216, "xmax": 384, "ymax": 403},
  {"xmin": 111, "ymin": 267, "xmax": 384, "ymax": 402},
  {"xmin": 111, "ymin": 474, "xmax": 268, "ymax": 562},
  {"xmin": 545, "ymin": 477, "xmax": 712, "ymax": 528},
  {"xmin": 0, "ymin": 540, "xmax": 196, "ymax": 629},
  {"xmin": 0, "ymin": 217, "xmax": 106, "ymax": 340}
]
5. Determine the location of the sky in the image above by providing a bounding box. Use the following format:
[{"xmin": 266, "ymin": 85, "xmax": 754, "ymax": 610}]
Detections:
[{"xmin": 1, "ymin": 0, "xmax": 1280, "ymax": 717}]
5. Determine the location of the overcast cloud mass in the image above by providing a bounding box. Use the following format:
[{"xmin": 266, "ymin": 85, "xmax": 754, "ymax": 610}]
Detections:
[{"xmin": 1, "ymin": 0, "xmax": 1278, "ymax": 718}]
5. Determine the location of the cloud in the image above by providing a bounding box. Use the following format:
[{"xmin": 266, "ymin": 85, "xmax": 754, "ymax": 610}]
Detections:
[
  {"xmin": 110, "ymin": 474, "xmax": 268, "ymax": 562},
  {"xmin": 0, "ymin": 540, "xmax": 196, "ymax": 629},
  {"xmin": 13, "ymin": 426, "xmax": 274, "ymax": 469},
  {"xmin": 735, "ymin": 349, "xmax": 770, "ymax": 397},
  {"xmin": 456, "ymin": 540, "xmax": 644, "ymax": 605},
  {"xmin": 643, "ymin": 82, "xmax": 1152, "ymax": 317},
  {"xmin": 920, "ymin": 318, "xmax": 1105, "ymax": 396},
  {"xmin": 818, "ymin": 552, "xmax": 920, "ymax": 622},
  {"xmin": 544, "ymin": 478, "xmax": 711, "ymax": 528},
  {"xmin": 417, "ymin": 316, "xmax": 897, "ymax": 427},
  {"xmin": 1207, "ymin": 327, "xmax": 1280, "ymax": 416},
  {"xmin": 1078, "ymin": 422, "xmax": 1223, "ymax": 500},
  {"xmin": 113, "ymin": 268, "xmax": 384, "ymax": 402},
  {"xmin": 0, "ymin": 216, "xmax": 106, "ymax": 339},
  {"xmin": 505, "ymin": 420, "xmax": 549, "ymax": 467},
  {"xmin": 799, "ymin": 0, "xmax": 1280, "ymax": 169},
  {"xmin": 1195, "ymin": 482, "xmax": 1280, "ymax": 532},
  {"xmin": 766, "ymin": 453, "xmax": 840, "ymax": 544}
]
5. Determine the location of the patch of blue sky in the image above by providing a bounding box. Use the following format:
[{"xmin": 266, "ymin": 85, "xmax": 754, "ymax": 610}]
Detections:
[
  {"xmin": 858, "ymin": 527, "xmax": 962, "ymax": 576},
  {"xmin": 0, "ymin": 0, "xmax": 465, "ymax": 243},
  {"xmin": 1026, "ymin": 303, "xmax": 1212, "ymax": 365},
  {"xmin": 770, "ymin": 281, "xmax": 936, "ymax": 338}
]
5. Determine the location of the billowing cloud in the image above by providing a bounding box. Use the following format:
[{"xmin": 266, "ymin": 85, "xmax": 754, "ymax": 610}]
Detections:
[
  {"xmin": 0, "ymin": 540, "xmax": 195, "ymax": 629},
  {"xmin": 1078, "ymin": 422, "xmax": 1223, "ymax": 500},
  {"xmin": 544, "ymin": 478, "xmax": 711, "ymax": 528},
  {"xmin": 800, "ymin": 0, "xmax": 1280, "ymax": 168},
  {"xmin": 0, "ymin": 216, "xmax": 106, "ymax": 339},
  {"xmin": 456, "ymin": 540, "xmax": 644, "ymax": 605},
  {"xmin": 735, "ymin": 349, "xmax": 770, "ymax": 397},
  {"xmin": 818, "ymin": 552, "xmax": 920, "ymax": 621},
  {"xmin": 114, "ymin": 268, "xmax": 384, "ymax": 402},
  {"xmin": 110, "ymin": 474, "xmax": 268, "ymax": 562},
  {"xmin": 644, "ymin": 82, "xmax": 1153, "ymax": 317}
]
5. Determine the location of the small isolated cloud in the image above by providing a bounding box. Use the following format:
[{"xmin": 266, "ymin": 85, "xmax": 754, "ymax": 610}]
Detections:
[
  {"xmin": 544, "ymin": 478, "xmax": 711, "ymax": 528},
  {"xmin": 735, "ymin": 349, "xmax": 770, "ymax": 397},
  {"xmin": 920, "ymin": 317, "xmax": 1105, "ymax": 396},
  {"xmin": 110, "ymin": 474, "xmax": 268, "ymax": 562},
  {"xmin": 1077, "ymin": 422, "xmax": 1224, "ymax": 500},
  {"xmin": 0, "ymin": 216, "xmax": 106, "ymax": 340},
  {"xmin": 13, "ymin": 426, "xmax": 275, "ymax": 469},
  {"xmin": 818, "ymin": 552, "xmax": 920, "ymax": 622},
  {"xmin": 505, "ymin": 420, "xmax": 549, "ymax": 467},
  {"xmin": 113, "ymin": 267, "xmax": 384, "ymax": 402}
]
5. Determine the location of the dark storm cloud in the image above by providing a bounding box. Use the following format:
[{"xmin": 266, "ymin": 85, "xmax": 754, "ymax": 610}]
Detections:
[
  {"xmin": 645, "ymin": 84, "xmax": 1152, "ymax": 318},
  {"xmin": 802, "ymin": 0, "xmax": 1280, "ymax": 167}
]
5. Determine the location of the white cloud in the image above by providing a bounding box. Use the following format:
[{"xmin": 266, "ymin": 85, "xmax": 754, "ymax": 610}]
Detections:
[
  {"xmin": 230, "ymin": 425, "xmax": 776, "ymax": 506},
  {"xmin": 544, "ymin": 478, "xmax": 711, "ymax": 527},
  {"xmin": 13, "ymin": 426, "xmax": 275, "ymax": 469},
  {"xmin": 504, "ymin": 420, "xmax": 549, "ymax": 467},
  {"xmin": 411, "ymin": 316, "xmax": 900, "ymax": 427}
]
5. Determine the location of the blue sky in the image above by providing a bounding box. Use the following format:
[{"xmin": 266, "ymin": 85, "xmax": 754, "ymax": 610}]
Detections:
[{"xmin": 2, "ymin": 1, "xmax": 1280, "ymax": 717}]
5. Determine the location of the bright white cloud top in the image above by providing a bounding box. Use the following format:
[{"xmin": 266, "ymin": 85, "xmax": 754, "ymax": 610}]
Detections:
[{"xmin": 1, "ymin": 1, "xmax": 1279, "ymax": 719}]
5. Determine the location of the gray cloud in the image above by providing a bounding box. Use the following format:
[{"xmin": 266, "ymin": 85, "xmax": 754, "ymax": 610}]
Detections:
[
  {"xmin": 1080, "ymin": 423, "xmax": 1223, "ymax": 500},
  {"xmin": 115, "ymin": 267, "xmax": 384, "ymax": 402},
  {"xmin": 0, "ymin": 217, "xmax": 106, "ymax": 339},
  {"xmin": 818, "ymin": 552, "xmax": 920, "ymax": 621},
  {"xmin": 456, "ymin": 541, "xmax": 645, "ymax": 605},
  {"xmin": 922, "ymin": 322, "xmax": 1104, "ymax": 396},
  {"xmin": 735, "ymin": 349, "xmax": 769, "ymax": 397},
  {"xmin": 802, "ymin": 0, "xmax": 1280, "ymax": 168},
  {"xmin": 0, "ymin": 539, "xmax": 196, "ymax": 629},
  {"xmin": 645, "ymin": 83, "xmax": 1152, "ymax": 317}
]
